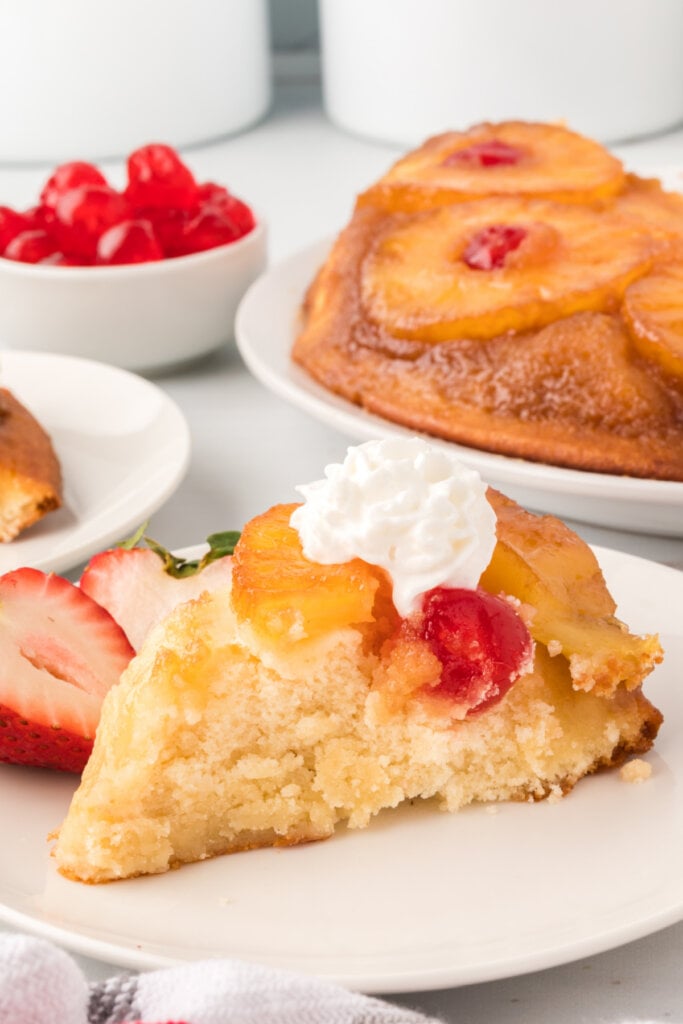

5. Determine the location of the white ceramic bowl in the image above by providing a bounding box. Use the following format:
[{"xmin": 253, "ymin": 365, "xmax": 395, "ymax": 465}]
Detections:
[
  {"xmin": 320, "ymin": 0, "xmax": 683, "ymax": 146},
  {"xmin": 0, "ymin": 221, "xmax": 267, "ymax": 374}
]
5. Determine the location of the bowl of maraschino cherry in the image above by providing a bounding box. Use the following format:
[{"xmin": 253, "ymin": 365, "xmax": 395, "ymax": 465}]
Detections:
[{"xmin": 0, "ymin": 143, "xmax": 266, "ymax": 372}]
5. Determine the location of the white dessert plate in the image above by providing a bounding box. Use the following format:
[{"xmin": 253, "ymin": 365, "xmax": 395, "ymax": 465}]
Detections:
[
  {"xmin": 234, "ymin": 239, "xmax": 683, "ymax": 537},
  {"xmin": 0, "ymin": 351, "xmax": 190, "ymax": 575},
  {"xmin": 0, "ymin": 546, "xmax": 681, "ymax": 994}
]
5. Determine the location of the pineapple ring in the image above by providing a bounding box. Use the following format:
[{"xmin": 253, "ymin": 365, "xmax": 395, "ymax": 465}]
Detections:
[
  {"xmin": 623, "ymin": 264, "xmax": 683, "ymax": 379},
  {"xmin": 361, "ymin": 199, "xmax": 654, "ymax": 343},
  {"xmin": 482, "ymin": 490, "xmax": 662, "ymax": 697},
  {"xmin": 231, "ymin": 503, "xmax": 394, "ymax": 645},
  {"xmin": 360, "ymin": 121, "xmax": 625, "ymax": 212},
  {"xmin": 614, "ymin": 175, "xmax": 683, "ymax": 248}
]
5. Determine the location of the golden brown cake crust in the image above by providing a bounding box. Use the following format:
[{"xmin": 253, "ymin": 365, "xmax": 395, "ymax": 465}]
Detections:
[
  {"xmin": 0, "ymin": 387, "xmax": 63, "ymax": 542},
  {"xmin": 292, "ymin": 127, "xmax": 683, "ymax": 482}
]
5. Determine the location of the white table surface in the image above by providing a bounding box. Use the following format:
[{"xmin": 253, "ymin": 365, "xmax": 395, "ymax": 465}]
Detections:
[{"xmin": 1, "ymin": 67, "xmax": 682, "ymax": 1019}]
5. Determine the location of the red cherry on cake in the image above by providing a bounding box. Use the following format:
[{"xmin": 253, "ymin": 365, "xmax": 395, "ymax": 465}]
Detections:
[
  {"xmin": 97, "ymin": 220, "xmax": 163, "ymax": 265},
  {"xmin": 444, "ymin": 139, "xmax": 522, "ymax": 168},
  {"xmin": 421, "ymin": 586, "xmax": 532, "ymax": 715},
  {"xmin": 463, "ymin": 224, "xmax": 527, "ymax": 270},
  {"xmin": 40, "ymin": 161, "xmax": 108, "ymax": 210},
  {"xmin": 53, "ymin": 185, "xmax": 131, "ymax": 259},
  {"xmin": 125, "ymin": 143, "xmax": 199, "ymax": 212}
]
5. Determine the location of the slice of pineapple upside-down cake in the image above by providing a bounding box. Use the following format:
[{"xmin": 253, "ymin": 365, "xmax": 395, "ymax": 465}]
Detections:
[{"xmin": 54, "ymin": 439, "xmax": 662, "ymax": 883}]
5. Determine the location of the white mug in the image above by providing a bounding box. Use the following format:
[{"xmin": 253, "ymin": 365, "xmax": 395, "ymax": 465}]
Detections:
[
  {"xmin": 320, "ymin": 0, "xmax": 683, "ymax": 146},
  {"xmin": 0, "ymin": 0, "xmax": 272, "ymax": 163}
]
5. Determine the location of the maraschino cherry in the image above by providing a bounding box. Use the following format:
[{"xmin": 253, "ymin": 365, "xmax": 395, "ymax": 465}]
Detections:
[
  {"xmin": 0, "ymin": 145, "xmax": 255, "ymax": 267},
  {"xmin": 421, "ymin": 586, "xmax": 532, "ymax": 714},
  {"xmin": 444, "ymin": 139, "xmax": 522, "ymax": 168},
  {"xmin": 463, "ymin": 224, "xmax": 527, "ymax": 270}
]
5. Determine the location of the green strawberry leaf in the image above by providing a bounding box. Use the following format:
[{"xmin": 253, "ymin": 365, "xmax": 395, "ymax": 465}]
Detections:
[
  {"xmin": 117, "ymin": 525, "xmax": 240, "ymax": 578},
  {"xmin": 117, "ymin": 521, "xmax": 149, "ymax": 550}
]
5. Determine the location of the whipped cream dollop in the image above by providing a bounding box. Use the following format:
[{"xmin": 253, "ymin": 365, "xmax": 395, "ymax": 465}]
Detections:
[{"xmin": 289, "ymin": 438, "xmax": 497, "ymax": 617}]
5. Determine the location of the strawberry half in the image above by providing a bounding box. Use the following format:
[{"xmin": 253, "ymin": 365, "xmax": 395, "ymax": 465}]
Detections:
[
  {"xmin": 0, "ymin": 568, "xmax": 134, "ymax": 772},
  {"xmin": 80, "ymin": 547, "xmax": 233, "ymax": 651}
]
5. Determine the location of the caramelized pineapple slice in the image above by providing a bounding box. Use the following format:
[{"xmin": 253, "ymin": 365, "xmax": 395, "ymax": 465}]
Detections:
[
  {"xmin": 362, "ymin": 199, "xmax": 653, "ymax": 342},
  {"xmin": 231, "ymin": 503, "xmax": 396, "ymax": 645},
  {"xmin": 622, "ymin": 263, "xmax": 683, "ymax": 378},
  {"xmin": 613, "ymin": 174, "xmax": 683, "ymax": 251},
  {"xmin": 360, "ymin": 121, "xmax": 625, "ymax": 213},
  {"xmin": 480, "ymin": 491, "xmax": 662, "ymax": 695},
  {"xmin": 232, "ymin": 496, "xmax": 661, "ymax": 693}
]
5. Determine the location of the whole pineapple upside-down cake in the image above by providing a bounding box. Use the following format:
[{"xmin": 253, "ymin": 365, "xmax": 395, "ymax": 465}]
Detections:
[
  {"xmin": 54, "ymin": 439, "xmax": 663, "ymax": 883},
  {"xmin": 292, "ymin": 121, "xmax": 683, "ymax": 481}
]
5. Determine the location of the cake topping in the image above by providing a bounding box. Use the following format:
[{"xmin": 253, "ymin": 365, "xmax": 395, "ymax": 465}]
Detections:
[
  {"xmin": 290, "ymin": 438, "xmax": 497, "ymax": 617},
  {"xmin": 463, "ymin": 223, "xmax": 528, "ymax": 270},
  {"xmin": 420, "ymin": 586, "xmax": 533, "ymax": 714},
  {"xmin": 444, "ymin": 139, "xmax": 522, "ymax": 168}
]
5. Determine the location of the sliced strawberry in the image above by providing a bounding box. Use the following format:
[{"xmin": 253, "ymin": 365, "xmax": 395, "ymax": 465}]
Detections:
[
  {"xmin": 0, "ymin": 568, "xmax": 134, "ymax": 772},
  {"xmin": 80, "ymin": 547, "xmax": 233, "ymax": 651},
  {"xmin": 0, "ymin": 706, "xmax": 95, "ymax": 774}
]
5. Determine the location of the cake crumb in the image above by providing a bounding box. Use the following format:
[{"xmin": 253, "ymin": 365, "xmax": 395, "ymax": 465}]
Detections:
[
  {"xmin": 546, "ymin": 640, "xmax": 563, "ymax": 657},
  {"xmin": 620, "ymin": 759, "xmax": 652, "ymax": 784}
]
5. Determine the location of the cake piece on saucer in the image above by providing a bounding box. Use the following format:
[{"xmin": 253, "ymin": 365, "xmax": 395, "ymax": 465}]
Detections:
[{"xmin": 0, "ymin": 387, "xmax": 62, "ymax": 542}]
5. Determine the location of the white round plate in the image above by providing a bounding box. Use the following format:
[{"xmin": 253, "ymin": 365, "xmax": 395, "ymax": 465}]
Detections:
[
  {"xmin": 0, "ymin": 351, "xmax": 190, "ymax": 574},
  {"xmin": 235, "ymin": 239, "xmax": 683, "ymax": 537},
  {"xmin": 0, "ymin": 547, "xmax": 681, "ymax": 993}
]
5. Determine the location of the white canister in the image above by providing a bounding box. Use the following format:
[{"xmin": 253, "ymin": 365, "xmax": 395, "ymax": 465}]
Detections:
[
  {"xmin": 319, "ymin": 0, "xmax": 683, "ymax": 146},
  {"xmin": 0, "ymin": 0, "xmax": 271, "ymax": 163}
]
